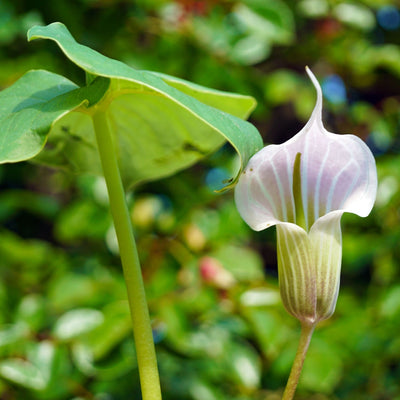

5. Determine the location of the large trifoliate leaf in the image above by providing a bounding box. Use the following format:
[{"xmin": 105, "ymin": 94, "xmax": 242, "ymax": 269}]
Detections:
[{"xmin": 0, "ymin": 22, "xmax": 262, "ymax": 189}]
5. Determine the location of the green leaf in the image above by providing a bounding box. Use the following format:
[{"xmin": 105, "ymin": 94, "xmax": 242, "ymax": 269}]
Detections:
[
  {"xmin": 0, "ymin": 69, "xmax": 109, "ymax": 163},
  {"xmin": 72, "ymin": 341, "xmax": 136, "ymax": 379},
  {"xmin": 0, "ymin": 324, "xmax": 29, "ymax": 351},
  {"xmin": 232, "ymin": 0, "xmax": 295, "ymax": 65},
  {"xmin": 54, "ymin": 199, "xmax": 110, "ymax": 244},
  {"xmin": 0, "ymin": 22, "xmax": 262, "ymax": 189},
  {"xmin": 0, "ymin": 358, "xmax": 48, "ymax": 390},
  {"xmin": 225, "ymin": 342, "xmax": 261, "ymax": 389},
  {"xmin": 333, "ymin": 3, "xmax": 375, "ymax": 31},
  {"xmin": 16, "ymin": 294, "xmax": 47, "ymax": 332},
  {"xmin": 0, "ymin": 341, "xmax": 55, "ymax": 390},
  {"xmin": 79, "ymin": 301, "xmax": 132, "ymax": 360},
  {"xmin": 211, "ymin": 245, "xmax": 265, "ymax": 282},
  {"xmin": 71, "ymin": 302, "xmax": 135, "ymax": 379},
  {"xmin": 53, "ymin": 308, "xmax": 105, "ymax": 340}
]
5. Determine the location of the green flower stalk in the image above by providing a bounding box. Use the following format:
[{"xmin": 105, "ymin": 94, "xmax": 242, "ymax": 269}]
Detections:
[{"xmin": 234, "ymin": 67, "xmax": 377, "ymax": 399}]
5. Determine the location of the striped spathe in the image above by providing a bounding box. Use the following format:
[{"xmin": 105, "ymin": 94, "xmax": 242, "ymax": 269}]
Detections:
[{"xmin": 235, "ymin": 67, "xmax": 377, "ymax": 324}]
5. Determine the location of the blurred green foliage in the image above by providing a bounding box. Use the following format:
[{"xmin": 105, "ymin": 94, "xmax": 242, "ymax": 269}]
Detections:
[{"xmin": 0, "ymin": 0, "xmax": 400, "ymax": 399}]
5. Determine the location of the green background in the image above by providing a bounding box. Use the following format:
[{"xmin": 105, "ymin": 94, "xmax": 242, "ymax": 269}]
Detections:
[{"xmin": 0, "ymin": 0, "xmax": 399, "ymax": 399}]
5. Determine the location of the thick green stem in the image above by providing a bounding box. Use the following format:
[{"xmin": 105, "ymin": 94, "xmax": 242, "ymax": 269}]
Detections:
[
  {"xmin": 92, "ymin": 111, "xmax": 162, "ymax": 400},
  {"xmin": 282, "ymin": 322, "xmax": 315, "ymax": 400}
]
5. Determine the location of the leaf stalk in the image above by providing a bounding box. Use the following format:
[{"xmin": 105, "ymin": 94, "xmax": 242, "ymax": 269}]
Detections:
[{"xmin": 92, "ymin": 111, "xmax": 162, "ymax": 400}]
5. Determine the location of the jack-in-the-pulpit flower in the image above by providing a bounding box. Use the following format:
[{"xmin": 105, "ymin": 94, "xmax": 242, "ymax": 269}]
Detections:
[{"xmin": 235, "ymin": 67, "xmax": 377, "ymax": 327}]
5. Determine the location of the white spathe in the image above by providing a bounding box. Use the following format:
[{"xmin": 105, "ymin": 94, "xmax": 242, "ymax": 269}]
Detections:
[{"xmin": 235, "ymin": 67, "xmax": 377, "ymax": 325}]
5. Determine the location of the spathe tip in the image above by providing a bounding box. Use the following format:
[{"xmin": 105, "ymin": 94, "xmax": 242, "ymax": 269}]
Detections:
[{"xmin": 305, "ymin": 66, "xmax": 323, "ymax": 124}]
